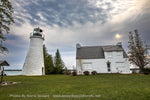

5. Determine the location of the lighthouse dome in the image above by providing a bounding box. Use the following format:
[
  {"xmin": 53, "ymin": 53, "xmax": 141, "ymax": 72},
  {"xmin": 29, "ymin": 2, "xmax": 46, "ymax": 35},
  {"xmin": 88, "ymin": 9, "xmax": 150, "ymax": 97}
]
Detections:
[
  {"xmin": 30, "ymin": 27, "xmax": 44, "ymax": 39},
  {"xmin": 33, "ymin": 27, "xmax": 43, "ymax": 36}
]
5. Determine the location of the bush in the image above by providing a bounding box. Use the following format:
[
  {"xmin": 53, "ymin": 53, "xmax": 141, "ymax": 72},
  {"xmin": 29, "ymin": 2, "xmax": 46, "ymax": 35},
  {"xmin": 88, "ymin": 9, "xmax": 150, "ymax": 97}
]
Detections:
[
  {"xmin": 83, "ymin": 71, "xmax": 90, "ymax": 75},
  {"xmin": 132, "ymin": 70, "xmax": 136, "ymax": 74},
  {"xmin": 72, "ymin": 71, "xmax": 77, "ymax": 76},
  {"xmin": 143, "ymin": 68, "xmax": 150, "ymax": 75},
  {"xmin": 91, "ymin": 71, "xmax": 97, "ymax": 75},
  {"xmin": 66, "ymin": 70, "xmax": 71, "ymax": 75}
]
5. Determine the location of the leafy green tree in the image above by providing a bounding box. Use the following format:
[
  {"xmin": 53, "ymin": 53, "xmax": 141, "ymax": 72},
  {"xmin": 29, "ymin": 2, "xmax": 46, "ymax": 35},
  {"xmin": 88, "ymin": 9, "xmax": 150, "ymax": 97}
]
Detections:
[
  {"xmin": 128, "ymin": 29, "xmax": 149, "ymax": 73},
  {"xmin": 54, "ymin": 49, "xmax": 65, "ymax": 74},
  {"xmin": 43, "ymin": 45, "xmax": 54, "ymax": 74},
  {"xmin": 45, "ymin": 55, "xmax": 54, "ymax": 74},
  {"xmin": 0, "ymin": 0, "xmax": 14, "ymax": 53}
]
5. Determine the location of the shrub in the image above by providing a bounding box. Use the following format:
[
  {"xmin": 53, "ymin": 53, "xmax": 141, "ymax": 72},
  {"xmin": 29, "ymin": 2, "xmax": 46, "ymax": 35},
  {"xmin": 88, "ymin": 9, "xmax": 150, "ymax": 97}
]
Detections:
[
  {"xmin": 132, "ymin": 70, "xmax": 138, "ymax": 74},
  {"xmin": 65, "ymin": 69, "xmax": 71, "ymax": 75},
  {"xmin": 143, "ymin": 68, "xmax": 150, "ymax": 75},
  {"xmin": 83, "ymin": 71, "xmax": 90, "ymax": 75},
  {"xmin": 66, "ymin": 70, "xmax": 71, "ymax": 75},
  {"xmin": 72, "ymin": 71, "xmax": 77, "ymax": 76},
  {"xmin": 91, "ymin": 71, "xmax": 97, "ymax": 75}
]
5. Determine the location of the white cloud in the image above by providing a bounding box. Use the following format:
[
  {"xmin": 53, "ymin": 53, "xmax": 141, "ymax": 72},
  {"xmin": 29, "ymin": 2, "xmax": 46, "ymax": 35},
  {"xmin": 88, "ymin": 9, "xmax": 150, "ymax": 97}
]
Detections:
[
  {"xmin": 37, "ymin": 12, "xmax": 47, "ymax": 21},
  {"xmin": 7, "ymin": 0, "xmax": 150, "ymax": 68},
  {"xmin": 110, "ymin": 0, "xmax": 148, "ymax": 23},
  {"xmin": 10, "ymin": 20, "xmax": 35, "ymax": 41}
]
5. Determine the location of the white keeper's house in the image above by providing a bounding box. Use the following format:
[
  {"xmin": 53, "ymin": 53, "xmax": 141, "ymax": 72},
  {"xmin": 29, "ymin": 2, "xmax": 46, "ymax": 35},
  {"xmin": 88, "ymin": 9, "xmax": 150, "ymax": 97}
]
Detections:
[{"xmin": 76, "ymin": 43, "xmax": 130, "ymax": 75}]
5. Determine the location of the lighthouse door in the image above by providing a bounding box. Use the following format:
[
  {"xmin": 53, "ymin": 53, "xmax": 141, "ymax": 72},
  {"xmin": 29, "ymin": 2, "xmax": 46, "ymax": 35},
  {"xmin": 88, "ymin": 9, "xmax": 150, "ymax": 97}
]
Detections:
[{"xmin": 42, "ymin": 67, "xmax": 44, "ymax": 75}]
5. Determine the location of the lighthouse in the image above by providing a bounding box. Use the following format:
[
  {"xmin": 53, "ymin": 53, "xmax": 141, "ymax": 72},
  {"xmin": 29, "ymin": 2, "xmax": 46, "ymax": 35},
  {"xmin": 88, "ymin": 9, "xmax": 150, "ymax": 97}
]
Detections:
[{"xmin": 22, "ymin": 27, "xmax": 45, "ymax": 75}]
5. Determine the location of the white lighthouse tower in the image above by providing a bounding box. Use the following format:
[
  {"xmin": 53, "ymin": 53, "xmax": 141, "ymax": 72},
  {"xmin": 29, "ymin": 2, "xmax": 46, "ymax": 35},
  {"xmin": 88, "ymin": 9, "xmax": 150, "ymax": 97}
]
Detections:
[{"xmin": 22, "ymin": 27, "xmax": 45, "ymax": 75}]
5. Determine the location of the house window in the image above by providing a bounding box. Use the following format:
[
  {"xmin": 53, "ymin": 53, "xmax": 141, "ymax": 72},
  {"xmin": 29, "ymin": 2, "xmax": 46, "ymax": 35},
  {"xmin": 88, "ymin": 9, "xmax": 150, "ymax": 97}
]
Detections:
[
  {"xmin": 107, "ymin": 52, "xmax": 112, "ymax": 58},
  {"xmin": 83, "ymin": 62, "xmax": 92, "ymax": 69},
  {"xmin": 117, "ymin": 52, "xmax": 122, "ymax": 56},
  {"xmin": 116, "ymin": 62, "xmax": 125, "ymax": 69},
  {"xmin": 107, "ymin": 61, "xmax": 111, "ymax": 72}
]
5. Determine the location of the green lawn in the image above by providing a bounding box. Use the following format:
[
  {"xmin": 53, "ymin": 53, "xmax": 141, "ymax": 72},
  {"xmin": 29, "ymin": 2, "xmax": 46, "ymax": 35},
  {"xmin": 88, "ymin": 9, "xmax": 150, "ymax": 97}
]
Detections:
[{"xmin": 0, "ymin": 74, "xmax": 150, "ymax": 100}]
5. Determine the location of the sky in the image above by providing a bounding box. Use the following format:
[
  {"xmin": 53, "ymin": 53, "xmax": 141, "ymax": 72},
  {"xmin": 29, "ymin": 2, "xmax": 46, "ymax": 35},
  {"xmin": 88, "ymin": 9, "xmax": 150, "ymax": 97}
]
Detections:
[{"xmin": 1, "ymin": 0, "xmax": 150, "ymax": 69}]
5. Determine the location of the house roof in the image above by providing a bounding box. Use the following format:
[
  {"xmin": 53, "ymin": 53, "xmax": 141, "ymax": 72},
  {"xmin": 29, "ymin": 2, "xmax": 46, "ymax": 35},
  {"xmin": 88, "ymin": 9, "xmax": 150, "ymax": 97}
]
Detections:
[
  {"xmin": 76, "ymin": 46, "xmax": 105, "ymax": 59},
  {"xmin": 0, "ymin": 60, "xmax": 10, "ymax": 66},
  {"xmin": 76, "ymin": 45, "xmax": 128, "ymax": 59},
  {"xmin": 102, "ymin": 45, "xmax": 124, "ymax": 52}
]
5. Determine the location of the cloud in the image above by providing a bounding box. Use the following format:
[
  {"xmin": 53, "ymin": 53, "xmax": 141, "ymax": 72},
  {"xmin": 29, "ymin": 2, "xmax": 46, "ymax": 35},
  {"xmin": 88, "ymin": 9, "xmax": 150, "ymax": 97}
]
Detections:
[
  {"xmin": 10, "ymin": 0, "xmax": 111, "ymax": 26},
  {"xmin": 5, "ymin": 0, "xmax": 150, "ymax": 68}
]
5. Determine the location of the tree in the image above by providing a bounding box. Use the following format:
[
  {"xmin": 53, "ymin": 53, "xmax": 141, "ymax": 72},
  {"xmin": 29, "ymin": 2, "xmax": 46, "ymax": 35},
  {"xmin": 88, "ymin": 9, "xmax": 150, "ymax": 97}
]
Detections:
[
  {"xmin": 43, "ymin": 45, "xmax": 54, "ymax": 74},
  {"xmin": 128, "ymin": 29, "xmax": 149, "ymax": 73},
  {"xmin": 0, "ymin": 0, "xmax": 14, "ymax": 53},
  {"xmin": 54, "ymin": 49, "xmax": 65, "ymax": 74},
  {"xmin": 0, "ymin": 42, "xmax": 8, "ymax": 53}
]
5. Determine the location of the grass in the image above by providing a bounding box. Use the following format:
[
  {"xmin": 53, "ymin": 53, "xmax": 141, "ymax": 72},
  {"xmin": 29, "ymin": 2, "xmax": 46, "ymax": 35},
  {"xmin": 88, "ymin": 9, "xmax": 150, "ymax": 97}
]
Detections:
[{"xmin": 0, "ymin": 74, "xmax": 150, "ymax": 100}]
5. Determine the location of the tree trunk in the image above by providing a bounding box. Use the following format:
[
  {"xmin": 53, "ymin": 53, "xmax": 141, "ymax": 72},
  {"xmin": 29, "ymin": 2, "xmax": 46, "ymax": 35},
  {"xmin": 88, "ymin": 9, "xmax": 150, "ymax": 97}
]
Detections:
[
  {"xmin": 139, "ymin": 66, "xmax": 144, "ymax": 74},
  {"xmin": 0, "ymin": 67, "xmax": 4, "ymax": 83}
]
